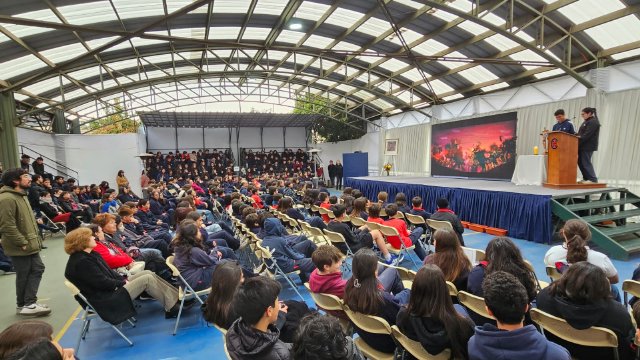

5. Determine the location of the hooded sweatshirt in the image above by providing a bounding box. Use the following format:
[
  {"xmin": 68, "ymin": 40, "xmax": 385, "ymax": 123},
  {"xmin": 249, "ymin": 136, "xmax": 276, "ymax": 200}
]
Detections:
[
  {"xmin": 226, "ymin": 319, "xmax": 291, "ymax": 360},
  {"xmin": 261, "ymin": 218, "xmax": 303, "ymax": 273},
  {"xmin": 468, "ymin": 323, "xmax": 570, "ymax": 360},
  {"xmin": 536, "ymin": 287, "xmax": 635, "ymax": 360}
]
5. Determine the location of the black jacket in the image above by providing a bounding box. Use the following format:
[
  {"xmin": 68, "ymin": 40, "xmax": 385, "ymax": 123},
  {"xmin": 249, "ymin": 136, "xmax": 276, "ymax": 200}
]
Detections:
[
  {"xmin": 64, "ymin": 251, "xmax": 136, "ymax": 325},
  {"xmin": 430, "ymin": 211, "xmax": 465, "ymax": 246},
  {"xmin": 335, "ymin": 164, "xmax": 343, "ymax": 177},
  {"xmin": 226, "ymin": 319, "xmax": 292, "ymax": 360},
  {"xmin": 31, "ymin": 161, "xmax": 45, "ymax": 176},
  {"xmin": 536, "ymin": 287, "xmax": 634, "ymax": 360},
  {"xmin": 577, "ymin": 116, "xmax": 601, "ymax": 151}
]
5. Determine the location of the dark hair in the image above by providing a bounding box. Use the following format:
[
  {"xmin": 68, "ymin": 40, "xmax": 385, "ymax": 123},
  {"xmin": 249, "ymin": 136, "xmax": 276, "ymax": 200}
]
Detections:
[
  {"xmin": 436, "ymin": 198, "xmax": 449, "ymax": 209},
  {"xmin": 311, "ymin": 245, "xmax": 343, "ymax": 271},
  {"xmin": 485, "ymin": 237, "xmax": 537, "ymax": 301},
  {"xmin": 172, "ymin": 220, "xmax": 201, "ymax": 260},
  {"xmin": 377, "ymin": 191, "xmax": 388, "ymax": 203},
  {"xmin": 234, "ymin": 276, "xmax": 281, "ymax": 326},
  {"xmin": 554, "ymin": 109, "xmax": 565, "ymax": 116},
  {"xmin": 244, "ymin": 213, "xmax": 260, "ymax": 229},
  {"xmin": 562, "ymin": 219, "xmax": 590, "ymax": 264},
  {"xmin": 258, "ymin": 211, "xmax": 275, "ymax": 227},
  {"xmin": 411, "ymin": 196, "xmax": 422, "ymax": 208},
  {"xmin": 385, "ymin": 203, "xmax": 398, "ymax": 217},
  {"xmin": 5, "ymin": 338, "xmax": 62, "ymax": 360},
  {"xmin": 395, "ymin": 192, "xmax": 407, "ymax": 207},
  {"xmin": 278, "ymin": 197, "xmax": 293, "ymax": 211},
  {"xmin": 431, "ymin": 229, "xmax": 471, "ymax": 282},
  {"xmin": 185, "ymin": 211, "xmax": 202, "ymax": 222},
  {"xmin": 343, "ymin": 248, "xmax": 384, "ymax": 314},
  {"xmin": 328, "ymin": 195, "xmax": 337, "ymax": 205},
  {"xmin": 0, "ymin": 320, "xmax": 54, "ymax": 359},
  {"xmin": 368, "ymin": 203, "xmax": 381, "ymax": 218},
  {"xmin": 291, "ymin": 312, "xmax": 349, "ymax": 360},
  {"xmin": 483, "ymin": 271, "xmax": 529, "ymax": 325},
  {"xmin": 582, "ymin": 107, "xmax": 596, "ymax": 116},
  {"xmin": 117, "ymin": 170, "xmax": 124, "ymax": 177},
  {"xmin": 203, "ymin": 262, "xmax": 243, "ymax": 328},
  {"xmin": 331, "ymin": 204, "xmax": 347, "ymax": 218},
  {"xmin": 1, "ymin": 168, "xmax": 28, "ymax": 187},
  {"xmin": 350, "ymin": 197, "xmax": 367, "ymax": 218},
  {"xmin": 407, "ymin": 265, "xmax": 474, "ymax": 359},
  {"xmin": 549, "ymin": 261, "xmax": 611, "ymax": 304}
]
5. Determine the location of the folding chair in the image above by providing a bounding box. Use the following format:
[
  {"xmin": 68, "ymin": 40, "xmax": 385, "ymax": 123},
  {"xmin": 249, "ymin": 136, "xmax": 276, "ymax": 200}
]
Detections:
[
  {"xmin": 426, "ymin": 219, "xmax": 453, "ymax": 244},
  {"xmin": 461, "ymin": 246, "xmax": 486, "ymax": 264},
  {"xmin": 365, "ymin": 221, "xmax": 381, "ymax": 231},
  {"xmin": 303, "ymin": 283, "xmax": 351, "ymax": 334},
  {"xmin": 64, "ymin": 280, "xmax": 134, "ymax": 352},
  {"xmin": 457, "ymin": 291, "xmax": 495, "ymax": 320},
  {"xmin": 40, "ymin": 212, "xmax": 66, "ymax": 236},
  {"xmin": 322, "ymin": 229, "xmax": 353, "ymax": 271},
  {"xmin": 166, "ymin": 256, "xmax": 209, "ymax": 335},
  {"xmin": 342, "ymin": 305, "xmax": 395, "ymax": 360},
  {"xmin": 446, "ymin": 281, "xmax": 459, "ymax": 298},
  {"xmin": 350, "ymin": 216, "xmax": 366, "ymax": 227},
  {"xmin": 256, "ymin": 243, "xmax": 305, "ymax": 301},
  {"xmin": 391, "ymin": 211, "xmax": 405, "ymax": 220},
  {"xmin": 623, "ymin": 280, "xmax": 640, "ymax": 307},
  {"xmin": 530, "ymin": 308, "xmax": 620, "ymax": 360},
  {"xmin": 378, "ymin": 261, "xmax": 416, "ymax": 282},
  {"xmin": 303, "ymin": 224, "xmax": 330, "ymax": 246},
  {"xmin": 524, "ymin": 260, "xmax": 549, "ymax": 290},
  {"xmin": 377, "ymin": 224, "xmax": 420, "ymax": 268},
  {"xmin": 379, "ymin": 208, "xmax": 387, "ymax": 218},
  {"xmin": 391, "ymin": 325, "xmax": 452, "ymax": 360},
  {"xmin": 546, "ymin": 266, "xmax": 563, "ymax": 283}
]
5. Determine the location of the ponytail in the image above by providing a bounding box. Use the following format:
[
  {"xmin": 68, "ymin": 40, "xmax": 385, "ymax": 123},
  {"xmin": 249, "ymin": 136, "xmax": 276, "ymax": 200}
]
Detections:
[
  {"xmin": 582, "ymin": 107, "xmax": 597, "ymax": 118},
  {"xmin": 566, "ymin": 234, "xmax": 588, "ymax": 263}
]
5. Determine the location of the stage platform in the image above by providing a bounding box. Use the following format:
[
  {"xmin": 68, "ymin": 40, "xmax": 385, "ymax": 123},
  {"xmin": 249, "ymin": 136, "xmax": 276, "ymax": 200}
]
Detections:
[{"xmin": 344, "ymin": 176, "xmax": 619, "ymax": 244}]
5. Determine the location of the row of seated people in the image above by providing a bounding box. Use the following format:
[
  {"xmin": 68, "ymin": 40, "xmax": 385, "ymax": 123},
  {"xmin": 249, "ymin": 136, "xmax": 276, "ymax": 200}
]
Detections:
[
  {"xmin": 144, "ymin": 149, "xmax": 235, "ymax": 182},
  {"xmin": 241, "ymin": 148, "xmax": 315, "ymax": 179}
]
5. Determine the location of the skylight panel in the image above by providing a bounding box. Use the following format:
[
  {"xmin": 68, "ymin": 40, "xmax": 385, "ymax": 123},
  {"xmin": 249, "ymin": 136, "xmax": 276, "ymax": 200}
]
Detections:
[
  {"xmin": 324, "ymin": 8, "xmax": 364, "ymax": 28},
  {"xmin": 423, "ymin": 79, "xmax": 454, "ymax": 95},
  {"xmin": 334, "ymin": 65, "xmax": 360, "ymax": 78},
  {"xmin": 209, "ymin": 27, "xmax": 241, "ymax": 40},
  {"xmin": 315, "ymin": 79, "xmax": 334, "ymax": 87},
  {"xmin": 533, "ymin": 68, "xmax": 565, "ymax": 79},
  {"xmin": 276, "ymin": 30, "xmax": 305, "ymax": 44},
  {"xmin": 332, "ymin": 41, "xmax": 361, "ymax": 52},
  {"xmin": 481, "ymin": 82, "xmax": 509, "ymax": 92},
  {"xmin": 211, "ymin": 49, "xmax": 233, "ymax": 58},
  {"xmin": 293, "ymin": 1, "xmax": 330, "ymax": 21},
  {"xmin": 379, "ymin": 58, "xmax": 409, "ymax": 72},
  {"xmin": 64, "ymin": 89, "xmax": 90, "ymax": 101},
  {"xmin": 510, "ymin": 49, "xmax": 547, "ymax": 69},
  {"xmin": 395, "ymin": 91, "xmax": 414, "ymax": 103},
  {"xmin": 448, "ymin": 0, "xmax": 473, "ymax": 12},
  {"xmin": 556, "ymin": 0, "xmax": 624, "ymax": 25},
  {"xmin": 23, "ymin": 76, "xmax": 66, "ymax": 95},
  {"xmin": 130, "ymin": 37, "xmax": 168, "ymax": 48},
  {"xmin": 401, "ymin": 68, "xmax": 429, "ymax": 82},
  {"xmin": 457, "ymin": 66, "xmax": 498, "ymax": 83},
  {"xmin": 583, "ymin": 15, "xmax": 640, "ymax": 50},
  {"xmin": 484, "ymin": 34, "xmax": 519, "ymax": 52},
  {"xmin": 303, "ymin": 35, "xmax": 334, "ymax": 49},
  {"xmin": 308, "ymin": 59, "xmax": 337, "ymax": 71},
  {"xmin": 243, "ymin": 27, "xmax": 269, "ymax": 41},
  {"xmin": 355, "ymin": 73, "xmax": 381, "ymax": 85},
  {"xmin": 356, "ymin": 17, "xmax": 392, "ymax": 38},
  {"xmin": 386, "ymin": 28, "xmax": 423, "ymax": 46},
  {"xmin": 57, "ymin": 2, "xmax": 116, "ymax": 25},
  {"xmin": 254, "ymin": 0, "xmax": 287, "ymax": 16},
  {"xmin": 443, "ymin": 94, "xmax": 464, "ymax": 101},
  {"xmin": 437, "ymin": 51, "xmax": 468, "ymax": 70},
  {"xmin": 431, "ymin": 9, "xmax": 457, "ymax": 22},
  {"xmin": 336, "ymin": 84, "xmax": 356, "ymax": 93},
  {"xmin": 108, "ymin": 59, "xmax": 140, "ymax": 71},
  {"xmin": 167, "ymin": 28, "xmax": 206, "ymax": 39},
  {"xmin": 112, "ymin": 0, "xmax": 165, "ymax": 19},
  {"xmin": 167, "ymin": 0, "xmax": 214, "ymax": 14},
  {"xmin": 142, "ymin": 54, "xmax": 174, "ymax": 66},
  {"xmin": 478, "ymin": 11, "xmax": 506, "ymax": 27},
  {"xmin": 352, "ymin": 90, "xmax": 375, "ymax": 100},
  {"xmin": 265, "ymin": 50, "xmax": 288, "ymax": 61},
  {"xmin": 457, "ymin": 21, "xmax": 488, "ymax": 35},
  {"xmin": 611, "ymin": 48, "xmax": 640, "ymax": 60},
  {"xmin": 67, "ymin": 67, "xmax": 101, "ymax": 81},
  {"xmin": 412, "ymin": 39, "xmax": 449, "ymax": 56},
  {"xmin": 370, "ymin": 98, "xmax": 393, "ymax": 109},
  {"xmin": 40, "ymin": 43, "xmax": 88, "ymax": 64},
  {"xmin": 510, "ymin": 27, "xmax": 535, "ymax": 42},
  {"xmin": 85, "ymin": 36, "xmax": 119, "ymax": 50},
  {"xmin": 393, "ymin": 0, "xmax": 424, "ymax": 10},
  {"xmin": 5, "ymin": 9, "xmax": 61, "ymax": 39},
  {"xmin": 288, "ymin": 53, "xmax": 314, "ymax": 65},
  {"xmin": 208, "ymin": 64, "xmax": 227, "ymax": 72}
]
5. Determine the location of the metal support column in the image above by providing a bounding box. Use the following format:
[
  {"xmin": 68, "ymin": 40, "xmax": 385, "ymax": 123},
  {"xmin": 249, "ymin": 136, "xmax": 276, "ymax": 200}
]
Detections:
[
  {"xmin": 283, "ymin": 127, "xmax": 286, "ymax": 149},
  {"xmin": 70, "ymin": 119, "xmax": 81, "ymax": 134},
  {"xmin": 0, "ymin": 91, "xmax": 20, "ymax": 170},
  {"xmin": 52, "ymin": 109, "xmax": 67, "ymax": 134}
]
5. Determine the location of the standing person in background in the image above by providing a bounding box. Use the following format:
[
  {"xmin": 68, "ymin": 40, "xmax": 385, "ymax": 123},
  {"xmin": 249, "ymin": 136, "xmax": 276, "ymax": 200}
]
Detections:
[
  {"xmin": 116, "ymin": 170, "xmax": 129, "ymax": 188},
  {"xmin": 0, "ymin": 169, "xmax": 51, "ymax": 317},
  {"xmin": 327, "ymin": 160, "xmax": 336, "ymax": 188},
  {"xmin": 335, "ymin": 161, "xmax": 343, "ymax": 190},
  {"xmin": 551, "ymin": 109, "xmax": 575, "ymax": 134},
  {"xmin": 140, "ymin": 170, "xmax": 150, "ymax": 189},
  {"xmin": 577, "ymin": 107, "xmax": 601, "ymax": 184}
]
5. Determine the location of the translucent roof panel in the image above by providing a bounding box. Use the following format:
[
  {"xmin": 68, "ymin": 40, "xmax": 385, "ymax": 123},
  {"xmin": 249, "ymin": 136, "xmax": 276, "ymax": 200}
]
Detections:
[
  {"xmin": 302, "ymin": 35, "xmax": 334, "ymax": 49},
  {"xmin": 324, "ymin": 8, "xmax": 364, "ymax": 28},
  {"xmin": 533, "ymin": 68, "xmax": 565, "ymax": 79},
  {"xmin": 400, "ymin": 68, "xmax": 429, "ymax": 82},
  {"xmin": 356, "ymin": 17, "xmax": 392, "ymax": 38},
  {"xmin": 457, "ymin": 21, "xmax": 488, "ymax": 36},
  {"xmin": 437, "ymin": 51, "xmax": 468, "ymax": 70},
  {"xmin": 276, "ymin": 30, "xmax": 306, "ymax": 44},
  {"xmin": 57, "ymin": 2, "xmax": 117, "ymax": 25},
  {"xmin": 378, "ymin": 58, "xmax": 409, "ymax": 73},
  {"xmin": 583, "ymin": 15, "xmax": 640, "ymax": 50},
  {"xmin": 481, "ymin": 82, "xmax": 509, "ymax": 92},
  {"xmin": 332, "ymin": 41, "xmax": 361, "ymax": 52},
  {"xmin": 422, "ymin": 80, "xmax": 454, "ymax": 95},
  {"xmin": 457, "ymin": 66, "xmax": 498, "ymax": 83},
  {"xmin": 485, "ymin": 34, "xmax": 519, "ymax": 52},
  {"xmin": 293, "ymin": 2, "xmax": 331, "ymax": 22},
  {"xmin": 211, "ymin": 0, "xmax": 251, "ymax": 14},
  {"xmin": 209, "ymin": 27, "xmax": 241, "ymax": 40},
  {"xmin": 254, "ymin": 0, "xmax": 288, "ymax": 16},
  {"xmin": 243, "ymin": 27, "xmax": 270, "ymax": 41},
  {"xmin": 387, "ymin": 28, "xmax": 423, "ymax": 47},
  {"xmin": 393, "ymin": 0, "xmax": 424, "ymax": 10},
  {"xmin": 3, "ymin": 9, "xmax": 61, "ymax": 40},
  {"xmin": 112, "ymin": 0, "xmax": 166, "ymax": 19},
  {"xmin": 413, "ymin": 39, "xmax": 449, "ymax": 56},
  {"xmin": 611, "ymin": 48, "xmax": 640, "ymax": 61},
  {"xmin": 0, "ymin": 54, "xmax": 47, "ymax": 80},
  {"xmin": 557, "ymin": 0, "xmax": 625, "ymax": 25}
]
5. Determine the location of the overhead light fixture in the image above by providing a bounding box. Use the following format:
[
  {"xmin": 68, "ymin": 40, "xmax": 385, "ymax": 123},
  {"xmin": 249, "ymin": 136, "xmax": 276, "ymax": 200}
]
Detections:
[{"xmin": 289, "ymin": 23, "xmax": 303, "ymax": 30}]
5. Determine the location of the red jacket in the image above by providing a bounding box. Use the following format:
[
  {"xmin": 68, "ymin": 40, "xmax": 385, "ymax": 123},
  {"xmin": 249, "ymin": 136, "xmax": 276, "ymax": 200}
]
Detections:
[
  {"xmin": 368, "ymin": 217, "xmax": 384, "ymax": 225},
  {"xmin": 251, "ymin": 194, "xmax": 264, "ymax": 209},
  {"xmin": 93, "ymin": 242, "xmax": 133, "ymax": 269},
  {"xmin": 320, "ymin": 202, "xmax": 332, "ymax": 223},
  {"xmin": 309, "ymin": 269, "xmax": 346, "ymax": 298},
  {"xmin": 383, "ymin": 218, "xmax": 413, "ymax": 249}
]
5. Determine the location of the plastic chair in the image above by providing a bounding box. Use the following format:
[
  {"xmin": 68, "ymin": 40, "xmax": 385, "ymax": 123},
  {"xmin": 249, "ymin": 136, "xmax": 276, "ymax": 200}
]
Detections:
[
  {"xmin": 303, "ymin": 225, "xmax": 330, "ymax": 246},
  {"xmin": 303, "ymin": 283, "xmax": 351, "ymax": 333},
  {"xmin": 256, "ymin": 243, "xmax": 305, "ymax": 301},
  {"xmin": 342, "ymin": 305, "xmax": 395, "ymax": 360},
  {"xmin": 391, "ymin": 211, "xmax": 405, "ymax": 220},
  {"xmin": 350, "ymin": 216, "xmax": 367, "ymax": 227},
  {"xmin": 623, "ymin": 280, "xmax": 640, "ymax": 307},
  {"xmin": 457, "ymin": 291, "xmax": 494, "ymax": 320},
  {"xmin": 64, "ymin": 280, "xmax": 134, "ymax": 352},
  {"xmin": 322, "ymin": 229, "xmax": 353, "ymax": 271},
  {"xmin": 405, "ymin": 213, "xmax": 426, "ymax": 227},
  {"xmin": 365, "ymin": 221, "xmax": 381, "ymax": 231},
  {"xmin": 166, "ymin": 256, "xmax": 209, "ymax": 335},
  {"xmin": 426, "ymin": 219, "xmax": 453, "ymax": 232},
  {"xmin": 446, "ymin": 281, "xmax": 459, "ymax": 297},
  {"xmin": 530, "ymin": 308, "xmax": 620, "ymax": 360},
  {"xmin": 378, "ymin": 224, "xmax": 420, "ymax": 268},
  {"xmin": 546, "ymin": 266, "xmax": 563, "ymax": 283},
  {"xmin": 461, "ymin": 246, "xmax": 486, "ymax": 264},
  {"xmin": 391, "ymin": 325, "xmax": 452, "ymax": 360},
  {"xmin": 378, "ymin": 261, "xmax": 416, "ymax": 281},
  {"xmin": 524, "ymin": 260, "xmax": 548, "ymax": 290}
]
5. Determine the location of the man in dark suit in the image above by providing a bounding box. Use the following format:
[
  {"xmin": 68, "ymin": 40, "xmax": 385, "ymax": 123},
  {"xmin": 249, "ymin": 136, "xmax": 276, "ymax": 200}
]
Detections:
[
  {"xmin": 577, "ymin": 107, "xmax": 600, "ymax": 183},
  {"xmin": 430, "ymin": 198, "xmax": 465, "ymax": 246}
]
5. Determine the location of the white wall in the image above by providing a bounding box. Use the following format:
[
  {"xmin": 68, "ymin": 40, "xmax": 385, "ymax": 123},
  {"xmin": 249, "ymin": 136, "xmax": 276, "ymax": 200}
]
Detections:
[{"xmin": 315, "ymin": 131, "xmax": 381, "ymax": 176}]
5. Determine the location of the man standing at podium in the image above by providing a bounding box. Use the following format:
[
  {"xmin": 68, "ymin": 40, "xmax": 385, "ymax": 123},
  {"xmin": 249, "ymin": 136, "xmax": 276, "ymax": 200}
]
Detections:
[
  {"xmin": 577, "ymin": 107, "xmax": 601, "ymax": 183},
  {"xmin": 552, "ymin": 109, "xmax": 575, "ymax": 134}
]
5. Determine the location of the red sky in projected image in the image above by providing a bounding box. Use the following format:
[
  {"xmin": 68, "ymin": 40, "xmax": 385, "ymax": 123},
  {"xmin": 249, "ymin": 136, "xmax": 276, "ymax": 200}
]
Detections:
[{"xmin": 433, "ymin": 122, "xmax": 515, "ymax": 150}]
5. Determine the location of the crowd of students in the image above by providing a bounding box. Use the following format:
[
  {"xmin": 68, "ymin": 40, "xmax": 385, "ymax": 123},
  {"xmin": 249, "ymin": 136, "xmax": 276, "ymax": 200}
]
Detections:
[{"xmin": 2, "ymin": 162, "xmax": 640, "ymax": 360}]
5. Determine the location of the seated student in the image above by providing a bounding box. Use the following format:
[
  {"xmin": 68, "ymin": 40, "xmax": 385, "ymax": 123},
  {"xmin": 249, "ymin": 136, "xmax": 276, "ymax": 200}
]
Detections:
[
  {"xmin": 87, "ymin": 224, "xmax": 144, "ymax": 276},
  {"xmin": 226, "ymin": 276, "xmax": 292, "ymax": 360},
  {"xmin": 397, "ymin": 265, "xmax": 475, "ymax": 359},
  {"xmin": 38, "ymin": 191, "xmax": 82, "ymax": 232},
  {"xmin": 377, "ymin": 191, "xmax": 388, "ymax": 206},
  {"xmin": 430, "ymin": 198, "xmax": 465, "ymax": 246},
  {"xmin": 58, "ymin": 191, "xmax": 92, "ymax": 223},
  {"xmin": 117, "ymin": 186, "xmax": 139, "ymax": 204},
  {"xmin": 291, "ymin": 312, "xmax": 364, "ymax": 360},
  {"xmin": 383, "ymin": 203, "xmax": 426, "ymax": 260},
  {"xmin": 343, "ymin": 248, "xmax": 407, "ymax": 354},
  {"xmin": 183, "ymin": 211, "xmax": 235, "ymax": 259},
  {"xmin": 423, "ymin": 229, "xmax": 471, "ymax": 292},
  {"xmin": 271, "ymin": 193, "xmax": 282, "ymax": 209},
  {"xmin": 536, "ymin": 262, "xmax": 634, "ymax": 360},
  {"xmin": 468, "ymin": 271, "xmax": 570, "ymax": 360},
  {"xmin": 261, "ymin": 218, "xmax": 317, "ymax": 282},
  {"xmin": 64, "ymin": 228, "xmax": 184, "ymax": 319},
  {"xmin": 327, "ymin": 204, "xmax": 396, "ymax": 264},
  {"xmin": 544, "ymin": 219, "xmax": 621, "ymax": 301},
  {"xmin": 394, "ymin": 192, "xmax": 411, "ymax": 214},
  {"xmin": 100, "ymin": 191, "xmax": 118, "ymax": 214},
  {"xmin": 5, "ymin": 338, "xmax": 75, "ymax": 360},
  {"xmin": 110, "ymin": 212, "xmax": 171, "ymax": 258},
  {"xmin": 409, "ymin": 196, "xmax": 431, "ymax": 220},
  {"xmin": 349, "ymin": 197, "xmax": 369, "ymax": 220},
  {"xmin": 149, "ymin": 190, "xmax": 174, "ymax": 223},
  {"xmin": 366, "ymin": 203, "xmax": 384, "ymax": 224},
  {"xmin": 318, "ymin": 192, "xmax": 331, "ymax": 223},
  {"xmin": 119, "ymin": 206, "xmax": 172, "ymax": 245},
  {"xmin": 203, "ymin": 262, "xmax": 310, "ymax": 343},
  {"xmin": 136, "ymin": 199, "xmax": 169, "ymax": 229},
  {"xmin": 0, "ymin": 320, "xmax": 56, "ymax": 359},
  {"xmin": 250, "ymin": 187, "xmax": 264, "ymax": 209},
  {"xmin": 279, "ymin": 197, "xmax": 325, "ymax": 230}
]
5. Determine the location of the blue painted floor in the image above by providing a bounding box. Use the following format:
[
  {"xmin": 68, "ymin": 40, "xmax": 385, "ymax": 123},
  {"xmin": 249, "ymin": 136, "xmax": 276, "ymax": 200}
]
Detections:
[{"xmin": 60, "ymin": 228, "xmax": 640, "ymax": 360}]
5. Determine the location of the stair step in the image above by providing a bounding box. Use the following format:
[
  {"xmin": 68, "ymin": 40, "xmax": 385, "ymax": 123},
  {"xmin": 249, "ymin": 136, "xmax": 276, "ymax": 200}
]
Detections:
[
  {"xmin": 617, "ymin": 237, "xmax": 640, "ymax": 253},
  {"xmin": 566, "ymin": 198, "xmax": 640, "ymax": 212},
  {"xmin": 600, "ymin": 222, "xmax": 640, "ymax": 237},
  {"xmin": 582, "ymin": 209, "xmax": 640, "ymax": 224}
]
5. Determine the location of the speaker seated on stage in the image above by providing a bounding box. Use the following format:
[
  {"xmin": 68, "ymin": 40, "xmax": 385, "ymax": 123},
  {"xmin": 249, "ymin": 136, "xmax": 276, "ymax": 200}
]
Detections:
[
  {"xmin": 430, "ymin": 198, "xmax": 465, "ymax": 246},
  {"xmin": 383, "ymin": 204, "xmax": 427, "ymax": 261}
]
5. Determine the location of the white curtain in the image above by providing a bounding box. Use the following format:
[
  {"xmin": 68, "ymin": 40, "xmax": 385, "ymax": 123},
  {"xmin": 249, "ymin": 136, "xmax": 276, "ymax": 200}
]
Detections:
[{"xmin": 381, "ymin": 124, "xmax": 431, "ymax": 176}]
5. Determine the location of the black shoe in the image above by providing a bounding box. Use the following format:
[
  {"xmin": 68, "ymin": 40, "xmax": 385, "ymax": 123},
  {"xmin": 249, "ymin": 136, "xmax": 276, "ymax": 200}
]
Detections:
[{"xmin": 165, "ymin": 298, "xmax": 197, "ymax": 319}]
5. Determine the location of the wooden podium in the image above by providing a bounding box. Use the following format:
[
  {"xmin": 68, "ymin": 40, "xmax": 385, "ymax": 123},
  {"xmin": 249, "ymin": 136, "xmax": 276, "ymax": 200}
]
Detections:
[{"xmin": 543, "ymin": 131, "xmax": 605, "ymax": 189}]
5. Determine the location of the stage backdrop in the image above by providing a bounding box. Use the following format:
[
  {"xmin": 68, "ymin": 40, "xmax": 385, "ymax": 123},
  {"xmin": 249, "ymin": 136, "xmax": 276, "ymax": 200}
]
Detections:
[{"xmin": 431, "ymin": 112, "xmax": 517, "ymax": 180}]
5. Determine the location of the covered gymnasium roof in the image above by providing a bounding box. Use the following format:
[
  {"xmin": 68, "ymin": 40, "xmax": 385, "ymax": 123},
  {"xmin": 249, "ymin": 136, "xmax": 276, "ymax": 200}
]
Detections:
[
  {"xmin": 139, "ymin": 111, "xmax": 319, "ymax": 127},
  {"xmin": 1, "ymin": 0, "xmax": 640, "ymax": 132}
]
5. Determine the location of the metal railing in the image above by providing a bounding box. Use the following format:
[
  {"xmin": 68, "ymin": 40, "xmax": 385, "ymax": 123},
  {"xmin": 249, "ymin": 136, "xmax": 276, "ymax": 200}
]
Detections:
[{"xmin": 19, "ymin": 145, "xmax": 80, "ymax": 183}]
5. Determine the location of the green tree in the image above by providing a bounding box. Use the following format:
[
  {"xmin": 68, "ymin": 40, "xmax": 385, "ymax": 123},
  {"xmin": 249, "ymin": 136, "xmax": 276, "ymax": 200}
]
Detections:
[
  {"xmin": 293, "ymin": 93, "xmax": 366, "ymax": 143},
  {"xmin": 85, "ymin": 98, "xmax": 139, "ymax": 134}
]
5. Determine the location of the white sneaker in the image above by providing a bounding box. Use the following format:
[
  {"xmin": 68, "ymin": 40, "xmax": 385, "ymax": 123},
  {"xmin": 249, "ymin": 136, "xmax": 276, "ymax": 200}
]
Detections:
[{"xmin": 19, "ymin": 304, "xmax": 51, "ymax": 317}]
